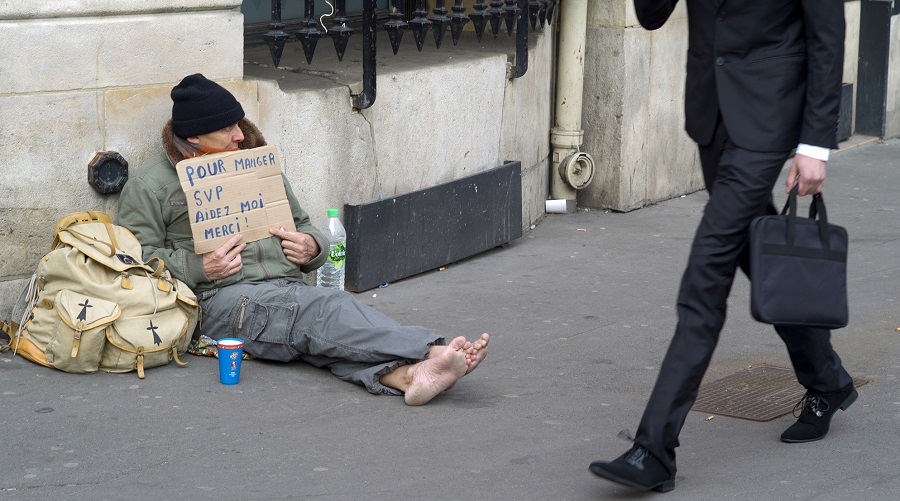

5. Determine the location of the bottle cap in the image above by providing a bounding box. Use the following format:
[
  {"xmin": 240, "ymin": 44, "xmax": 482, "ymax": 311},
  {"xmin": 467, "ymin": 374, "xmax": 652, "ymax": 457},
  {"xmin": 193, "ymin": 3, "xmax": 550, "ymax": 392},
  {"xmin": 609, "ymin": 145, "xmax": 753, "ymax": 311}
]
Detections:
[{"xmin": 327, "ymin": 208, "xmax": 339, "ymax": 217}]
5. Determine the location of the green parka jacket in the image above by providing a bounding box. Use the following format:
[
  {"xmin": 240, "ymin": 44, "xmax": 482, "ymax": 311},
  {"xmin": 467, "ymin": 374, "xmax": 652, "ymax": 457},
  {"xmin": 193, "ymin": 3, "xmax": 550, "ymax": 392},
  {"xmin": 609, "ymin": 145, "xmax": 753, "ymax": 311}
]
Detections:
[{"xmin": 117, "ymin": 118, "xmax": 328, "ymax": 293}]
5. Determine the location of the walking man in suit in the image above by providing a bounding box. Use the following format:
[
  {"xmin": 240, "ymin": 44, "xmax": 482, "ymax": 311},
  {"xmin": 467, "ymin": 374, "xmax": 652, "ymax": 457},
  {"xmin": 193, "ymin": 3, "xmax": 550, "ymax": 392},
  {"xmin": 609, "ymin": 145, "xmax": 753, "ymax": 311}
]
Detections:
[{"xmin": 589, "ymin": 0, "xmax": 857, "ymax": 492}]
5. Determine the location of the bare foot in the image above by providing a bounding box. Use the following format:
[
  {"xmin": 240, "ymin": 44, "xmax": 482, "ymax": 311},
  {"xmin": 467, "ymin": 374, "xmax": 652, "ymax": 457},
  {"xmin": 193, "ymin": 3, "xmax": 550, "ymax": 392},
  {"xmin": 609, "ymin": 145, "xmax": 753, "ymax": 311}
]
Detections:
[
  {"xmin": 463, "ymin": 333, "xmax": 489, "ymax": 375},
  {"xmin": 404, "ymin": 336, "xmax": 467, "ymax": 406}
]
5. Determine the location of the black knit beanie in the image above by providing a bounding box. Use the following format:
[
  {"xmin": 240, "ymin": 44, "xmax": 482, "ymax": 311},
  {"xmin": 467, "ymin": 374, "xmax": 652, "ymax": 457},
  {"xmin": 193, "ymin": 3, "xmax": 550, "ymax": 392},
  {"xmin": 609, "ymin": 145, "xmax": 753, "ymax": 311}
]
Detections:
[{"xmin": 170, "ymin": 74, "xmax": 245, "ymax": 138}]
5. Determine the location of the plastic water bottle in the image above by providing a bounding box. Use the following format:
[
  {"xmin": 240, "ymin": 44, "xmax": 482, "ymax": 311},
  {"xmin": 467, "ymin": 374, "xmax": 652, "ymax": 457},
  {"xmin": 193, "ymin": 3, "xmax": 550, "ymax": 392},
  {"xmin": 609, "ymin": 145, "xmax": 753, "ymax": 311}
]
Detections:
[{"xmin": 316, "ymin": 208, "xmax": 346, "ymax": 290}]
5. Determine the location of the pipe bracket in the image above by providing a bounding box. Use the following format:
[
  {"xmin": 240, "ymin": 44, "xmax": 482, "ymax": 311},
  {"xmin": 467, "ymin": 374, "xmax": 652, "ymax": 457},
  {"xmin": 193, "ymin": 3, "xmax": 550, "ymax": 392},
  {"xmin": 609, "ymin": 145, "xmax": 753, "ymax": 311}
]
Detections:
[{"xmin": 550, "ymin": 127, "xmax": 584, "ymax": 149}]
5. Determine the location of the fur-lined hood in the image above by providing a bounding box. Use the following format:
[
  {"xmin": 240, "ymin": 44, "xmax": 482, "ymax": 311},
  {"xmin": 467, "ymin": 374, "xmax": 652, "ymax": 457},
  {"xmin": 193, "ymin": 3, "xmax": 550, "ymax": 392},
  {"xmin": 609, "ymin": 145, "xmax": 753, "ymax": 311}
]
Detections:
[{"xmin": 161, "ymin": 117, "xmax": 268, "ymax": 165}]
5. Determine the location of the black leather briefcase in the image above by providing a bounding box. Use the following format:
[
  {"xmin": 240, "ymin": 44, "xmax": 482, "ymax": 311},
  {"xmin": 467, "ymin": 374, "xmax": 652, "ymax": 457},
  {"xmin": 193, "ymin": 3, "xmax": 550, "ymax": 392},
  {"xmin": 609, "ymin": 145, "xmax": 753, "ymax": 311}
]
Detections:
[{"xmin": 749, "ymin": 187, "xmax": 849, "ymax": 329}]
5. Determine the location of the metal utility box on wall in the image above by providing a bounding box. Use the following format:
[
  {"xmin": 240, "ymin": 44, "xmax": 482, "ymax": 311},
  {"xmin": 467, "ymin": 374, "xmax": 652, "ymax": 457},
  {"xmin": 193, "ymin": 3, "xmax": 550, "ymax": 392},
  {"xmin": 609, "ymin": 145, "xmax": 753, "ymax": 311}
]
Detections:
[{"xmin": 343, "ymin": 161, "xmax": 523, "ymax": 292}]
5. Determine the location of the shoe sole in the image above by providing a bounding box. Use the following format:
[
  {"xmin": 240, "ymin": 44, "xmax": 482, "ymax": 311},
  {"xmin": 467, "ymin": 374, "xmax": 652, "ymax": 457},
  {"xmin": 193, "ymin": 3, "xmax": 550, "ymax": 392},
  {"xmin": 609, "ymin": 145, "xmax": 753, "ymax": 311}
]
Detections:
[
  {"xmin": 589, "ymin": 464, "xmax": 675, "ymax": 493},
  {"xmin": 780, "ymin": 434, "xmax": 825, "ymax": 444},
  {"xmin": 840, "ymin": 387, "xmax": 859, "ymax": 410},
  {"xmin": 780, "ymin": 388, "xmax": 859, "ymax": 443}
]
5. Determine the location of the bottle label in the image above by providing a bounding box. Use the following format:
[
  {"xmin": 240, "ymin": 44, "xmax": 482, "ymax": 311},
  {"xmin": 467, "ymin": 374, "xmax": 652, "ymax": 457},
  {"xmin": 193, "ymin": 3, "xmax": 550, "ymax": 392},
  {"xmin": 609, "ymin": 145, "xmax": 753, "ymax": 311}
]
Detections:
[{"xmin": 328, "ymin": 243, "xmax": 346, "ymax": 270}]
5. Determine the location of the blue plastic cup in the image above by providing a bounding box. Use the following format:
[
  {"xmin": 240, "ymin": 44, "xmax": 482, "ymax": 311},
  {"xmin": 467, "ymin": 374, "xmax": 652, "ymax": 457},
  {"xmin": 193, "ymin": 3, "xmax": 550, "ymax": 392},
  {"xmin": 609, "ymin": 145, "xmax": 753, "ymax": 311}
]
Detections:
[{"xmin": 216, "ymin": 338, "xmax": 244, "ymax": 385}]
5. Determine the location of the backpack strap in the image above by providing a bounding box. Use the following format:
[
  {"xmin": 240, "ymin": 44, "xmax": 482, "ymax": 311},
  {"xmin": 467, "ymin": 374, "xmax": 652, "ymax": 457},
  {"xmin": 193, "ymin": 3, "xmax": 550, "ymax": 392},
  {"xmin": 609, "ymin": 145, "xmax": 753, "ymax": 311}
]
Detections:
[
  {"xmin": 145, "ymin": 257, "xmax": 169, "ymax": 279},
  {"xmin": 51, "ymin": 211, "xmax": 112, "ymax": 249},
  {"xmin": 11, "ymin": 274, "xmax": 40, "ymax": 353},
  {"xmin": 171, "ymin": 345, "xmax": 188, "ymax": 367},
  {"xmin": 145, "ymin": 257, "xmax": 172, "ymax": 293},
  {"xmin": 66, "ymin": 226, "xmax": 117, "ymax": 258}
]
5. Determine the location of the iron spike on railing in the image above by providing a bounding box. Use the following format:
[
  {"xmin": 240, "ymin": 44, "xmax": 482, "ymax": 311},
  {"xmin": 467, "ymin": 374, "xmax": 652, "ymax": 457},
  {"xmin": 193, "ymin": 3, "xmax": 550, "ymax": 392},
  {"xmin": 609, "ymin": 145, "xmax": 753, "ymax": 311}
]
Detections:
[
  {"xmin": 430, "ymin": 0, "xmax": 451, "ymax": 49},
  {"xmin": 546, "ymin": 0, "xmax": 557, "ymax": 24},
  {"xmin": 384, "ymin": 0, "xmax": 408, "ymax": 55},
  {"xmin": 409, "ymin": 0, "xmax": 432, "ymax": 52},
  {"xmin": 263, "ymin": 0, "xmax": 292, "ymax": 67},
  {"xmin": 449, "ymin": 0, "xmax": 470, "ymax": 46},
  {"xmin": 352, "ymin": 0, "xmax": 378, "ymax": 110},
  {"xmin": 296, "ymin": 0, "xmax": 323, "ymax": 64},
  {"xmin": 503, "ymin": 0, "xmax": 521, "ymax": 37},
  {"xmin": 470, "ymin": 1, "xmax": 489, "ymax": 42},
  {"xmin": 528, "ymin": 1, "xmax": 541, "ymax": 30},
  {"xmin": 329, "ymin": 0, "xmax": 354, "ymax": 61},
  {"xmin": 511, "ymin": 0, "xmax": 529, "ymax": 78},
  {"xmin": 538, "ymin": 0, "xmax": 549, "ymax": 28},
  {"xmin": 488, "ymin": 1, "xmax": 505, "ymax": 39}
]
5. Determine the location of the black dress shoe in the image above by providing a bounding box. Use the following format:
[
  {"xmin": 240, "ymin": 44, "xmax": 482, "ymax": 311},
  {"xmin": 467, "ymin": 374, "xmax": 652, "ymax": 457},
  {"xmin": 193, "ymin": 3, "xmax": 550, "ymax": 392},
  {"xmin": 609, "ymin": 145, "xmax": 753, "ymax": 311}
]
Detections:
[
  {"xmin": 780, "ymin": 384, "xmax": 858, "ymax": 443},
  {"xmin": 589, "ymin": 445, "xmax": 675, "ymax": 492}
]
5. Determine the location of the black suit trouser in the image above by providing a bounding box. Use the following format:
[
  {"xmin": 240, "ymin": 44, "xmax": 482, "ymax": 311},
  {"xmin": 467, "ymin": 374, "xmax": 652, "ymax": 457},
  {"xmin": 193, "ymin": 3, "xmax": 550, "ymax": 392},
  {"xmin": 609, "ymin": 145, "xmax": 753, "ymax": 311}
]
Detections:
[{"xmin": 634, "ymin": 118, "xmax": 853, "ymax": 475}]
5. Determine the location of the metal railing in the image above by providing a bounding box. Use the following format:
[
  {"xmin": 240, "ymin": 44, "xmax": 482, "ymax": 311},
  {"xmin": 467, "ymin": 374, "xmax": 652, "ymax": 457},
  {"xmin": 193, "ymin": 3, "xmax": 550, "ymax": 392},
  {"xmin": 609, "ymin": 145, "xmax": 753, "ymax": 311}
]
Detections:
[{"xmin": 262, "ymin": 0, "xmax": 557, "ymax": 110}]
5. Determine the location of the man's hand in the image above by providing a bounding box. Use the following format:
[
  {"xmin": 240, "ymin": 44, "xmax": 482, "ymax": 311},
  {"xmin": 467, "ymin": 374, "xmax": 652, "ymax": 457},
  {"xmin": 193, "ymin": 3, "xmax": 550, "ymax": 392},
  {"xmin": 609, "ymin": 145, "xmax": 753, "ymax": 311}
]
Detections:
[
  {"xmin": 786, "ymin": 154, "xmax": 827, "ymax": 196},
  {"xmin": 202, "ymin": 234, "xmax": 245, "ymax": 280},
  {"xmin": 270, "ymin": 227, "xmax": 320, "ymax": 265}
]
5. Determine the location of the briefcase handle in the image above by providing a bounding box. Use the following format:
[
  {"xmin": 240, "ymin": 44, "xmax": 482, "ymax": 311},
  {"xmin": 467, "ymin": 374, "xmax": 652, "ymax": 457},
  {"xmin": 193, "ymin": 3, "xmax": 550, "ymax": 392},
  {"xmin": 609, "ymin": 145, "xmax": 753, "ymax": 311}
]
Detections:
[{"xmin": 779, "ymin": 186, "xmax": 832, "ymax": 250}]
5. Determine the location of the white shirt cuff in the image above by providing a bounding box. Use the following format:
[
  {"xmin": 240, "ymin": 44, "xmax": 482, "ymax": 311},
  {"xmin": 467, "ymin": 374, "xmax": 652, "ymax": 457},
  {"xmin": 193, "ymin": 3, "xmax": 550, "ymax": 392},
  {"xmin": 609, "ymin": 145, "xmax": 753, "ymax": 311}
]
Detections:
[{"xmin": 796, "ymin": 143, "xmax": 830, "ymax": 162}]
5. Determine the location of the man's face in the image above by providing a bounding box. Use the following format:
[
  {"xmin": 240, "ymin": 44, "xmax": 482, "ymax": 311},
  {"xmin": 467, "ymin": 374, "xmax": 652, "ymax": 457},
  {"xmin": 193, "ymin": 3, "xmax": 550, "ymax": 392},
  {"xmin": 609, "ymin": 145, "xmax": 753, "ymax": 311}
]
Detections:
[{"xmin": 188, "ymin": 122, "xmax": 244, "ymax": 150}]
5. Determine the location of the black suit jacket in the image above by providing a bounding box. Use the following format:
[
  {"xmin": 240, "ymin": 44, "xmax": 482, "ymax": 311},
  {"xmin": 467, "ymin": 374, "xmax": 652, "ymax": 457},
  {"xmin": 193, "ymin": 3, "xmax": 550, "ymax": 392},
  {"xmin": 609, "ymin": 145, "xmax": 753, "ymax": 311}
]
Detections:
[{"xmin": 634, "ymin": 0, "xmax": 845, "ymax": 152}]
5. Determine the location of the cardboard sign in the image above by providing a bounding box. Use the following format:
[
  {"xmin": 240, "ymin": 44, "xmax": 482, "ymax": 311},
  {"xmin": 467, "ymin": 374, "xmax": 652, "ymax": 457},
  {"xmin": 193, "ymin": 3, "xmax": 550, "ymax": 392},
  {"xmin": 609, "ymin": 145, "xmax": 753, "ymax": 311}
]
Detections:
[{"xmin": 175, "ymin": 145, "xmax": 296, "ymax": 254}]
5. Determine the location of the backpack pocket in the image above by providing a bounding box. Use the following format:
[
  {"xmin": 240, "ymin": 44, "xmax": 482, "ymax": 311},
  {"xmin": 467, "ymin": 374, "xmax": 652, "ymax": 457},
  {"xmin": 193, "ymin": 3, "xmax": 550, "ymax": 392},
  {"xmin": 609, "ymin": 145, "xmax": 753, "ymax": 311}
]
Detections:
[
  {"xmin": 102, "ymin": 307, "xmax": 191, "ymax": 378},
  {"xmin": 38, "ymin": 290, "xmax": 121, "ymax": 373}
]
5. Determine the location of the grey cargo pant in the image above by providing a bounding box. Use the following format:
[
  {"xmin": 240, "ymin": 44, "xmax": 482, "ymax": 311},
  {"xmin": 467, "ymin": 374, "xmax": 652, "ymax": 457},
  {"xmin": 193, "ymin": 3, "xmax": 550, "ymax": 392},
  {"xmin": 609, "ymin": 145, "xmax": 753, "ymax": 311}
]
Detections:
[{"xmin": 196, "ymin": 279, "xmax": 443, "ymax": 395}]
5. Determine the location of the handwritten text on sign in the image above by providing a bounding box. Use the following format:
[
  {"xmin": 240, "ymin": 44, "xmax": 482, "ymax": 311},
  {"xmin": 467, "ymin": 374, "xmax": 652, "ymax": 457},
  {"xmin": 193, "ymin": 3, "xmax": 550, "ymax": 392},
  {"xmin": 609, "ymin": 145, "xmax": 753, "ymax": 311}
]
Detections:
[{"xmin": 175, "ymin": 145, "xmax": 296, "ymax": 254}]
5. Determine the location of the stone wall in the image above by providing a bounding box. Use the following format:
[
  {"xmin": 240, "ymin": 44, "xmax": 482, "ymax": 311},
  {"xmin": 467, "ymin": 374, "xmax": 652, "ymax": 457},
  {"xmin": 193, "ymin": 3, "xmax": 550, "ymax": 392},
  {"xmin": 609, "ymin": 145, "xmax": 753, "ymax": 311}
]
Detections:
[
  {"xmin": 887, "ymin": 13, "xmax": 900, "ymax": 138},
  {"xmin": 245, "ymin": 37, "xmax": 553, "ymax": 228},
  {"xmin": 3, "ymin": 0, "xmax": 893, "ymax": 326},
  {"xmin": 0, "ymin": 1, "xmax": 246, "ymax": 322},
  {"xmin": 844, "ymin": 2, "xmax": 862, "ymax": 133},
  {"xmin": 579, "ymin": 0, "xmax": 869, "ymax": 212},
  {"xmin": 579, "ymin": 2, "xmax": 700, "ymax": 212},
  {"xmin": 0, "ymin": 1, "xmax": 553, "ymax": 323}
]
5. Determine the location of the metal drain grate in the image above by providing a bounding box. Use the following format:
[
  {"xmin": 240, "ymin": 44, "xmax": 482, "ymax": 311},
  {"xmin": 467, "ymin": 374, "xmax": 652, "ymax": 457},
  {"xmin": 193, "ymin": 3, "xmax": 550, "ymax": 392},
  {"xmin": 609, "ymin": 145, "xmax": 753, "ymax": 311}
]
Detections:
[{"xmin": 692, "ymin": 365, "xmax": 866, "ymax": 422}]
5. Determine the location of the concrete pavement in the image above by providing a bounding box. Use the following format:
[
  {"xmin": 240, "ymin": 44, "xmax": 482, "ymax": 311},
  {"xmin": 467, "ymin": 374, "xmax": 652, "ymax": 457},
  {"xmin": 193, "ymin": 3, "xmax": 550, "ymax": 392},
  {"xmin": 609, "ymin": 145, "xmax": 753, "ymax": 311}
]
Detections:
[{"xmin": 1, "ymin": 137, "xmax": 898, "ymax": 500}]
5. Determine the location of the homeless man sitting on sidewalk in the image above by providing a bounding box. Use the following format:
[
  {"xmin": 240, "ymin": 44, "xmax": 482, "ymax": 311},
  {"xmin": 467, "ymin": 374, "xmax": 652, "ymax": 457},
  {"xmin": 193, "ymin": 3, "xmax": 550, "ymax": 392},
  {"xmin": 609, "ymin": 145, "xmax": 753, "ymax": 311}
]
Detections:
[{"xmin": 117, "ymin": 73, "xmax": 489, "ymax": 405}]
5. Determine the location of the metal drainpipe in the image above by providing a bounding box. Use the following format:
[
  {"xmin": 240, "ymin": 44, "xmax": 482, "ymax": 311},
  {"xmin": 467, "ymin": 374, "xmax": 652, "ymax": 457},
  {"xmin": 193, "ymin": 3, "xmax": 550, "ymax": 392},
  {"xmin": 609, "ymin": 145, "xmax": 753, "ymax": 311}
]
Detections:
[{"xmin": 549, "ymin": 0, "xmax": 594, "ymax": 211}]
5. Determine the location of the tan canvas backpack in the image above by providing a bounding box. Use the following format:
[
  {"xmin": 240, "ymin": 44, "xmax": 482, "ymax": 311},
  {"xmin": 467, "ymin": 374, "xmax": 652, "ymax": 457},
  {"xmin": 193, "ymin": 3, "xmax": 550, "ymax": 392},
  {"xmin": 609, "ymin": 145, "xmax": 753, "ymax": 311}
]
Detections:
[{"xmin": 8, "ymin": 211, "xmax": 200, "ymax": 378}]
